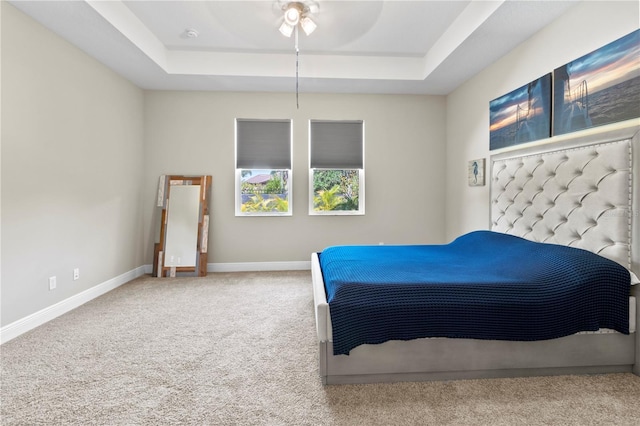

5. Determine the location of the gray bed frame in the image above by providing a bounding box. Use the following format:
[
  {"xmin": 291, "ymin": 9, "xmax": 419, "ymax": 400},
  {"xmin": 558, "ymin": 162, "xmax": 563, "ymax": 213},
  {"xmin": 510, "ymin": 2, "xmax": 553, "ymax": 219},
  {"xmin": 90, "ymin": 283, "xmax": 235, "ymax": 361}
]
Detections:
[{"xmin": 311, "ymin": 122, "xmax": 640, "ymax": 385}]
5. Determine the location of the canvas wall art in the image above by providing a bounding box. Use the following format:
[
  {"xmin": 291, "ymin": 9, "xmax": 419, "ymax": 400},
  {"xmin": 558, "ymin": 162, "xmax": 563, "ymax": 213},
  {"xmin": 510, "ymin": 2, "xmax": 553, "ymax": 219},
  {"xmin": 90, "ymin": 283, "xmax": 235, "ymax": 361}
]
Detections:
[
  {"xmin": 468, "ymin": 159, "xmax": 485, "ymax": 186},
  {"xmin": 553, "ymin": 29, "xmax": 640, "ymax": 136},
  {"xmin": 489, "ymin": 74, "xmax": 552, "ymax": 150}
]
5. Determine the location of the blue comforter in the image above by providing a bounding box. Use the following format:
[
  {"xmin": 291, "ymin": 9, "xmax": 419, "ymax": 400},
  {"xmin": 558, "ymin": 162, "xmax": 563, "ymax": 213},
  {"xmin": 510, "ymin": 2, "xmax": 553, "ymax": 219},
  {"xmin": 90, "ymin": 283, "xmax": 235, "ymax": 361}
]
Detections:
[{"xmin": 319, "ymin": 231, "xmax": 630, "ymax": 355}]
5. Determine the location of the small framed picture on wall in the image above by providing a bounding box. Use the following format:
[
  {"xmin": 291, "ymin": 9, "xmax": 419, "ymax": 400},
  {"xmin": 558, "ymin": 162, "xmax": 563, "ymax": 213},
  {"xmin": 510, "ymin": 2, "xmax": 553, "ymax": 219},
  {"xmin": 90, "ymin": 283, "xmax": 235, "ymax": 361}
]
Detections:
[{"xmin": 468, "ymin": 159, "xmax": 485, "ymax": 186}]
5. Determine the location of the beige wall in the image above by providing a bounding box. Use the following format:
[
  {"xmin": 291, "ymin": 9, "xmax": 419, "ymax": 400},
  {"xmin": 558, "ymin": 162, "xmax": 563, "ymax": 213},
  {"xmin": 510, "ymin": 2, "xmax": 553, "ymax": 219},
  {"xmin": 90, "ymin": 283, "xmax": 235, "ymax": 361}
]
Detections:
[
  {"xmin": 1, "ymin": 3, "xmax": 145, "ymax": 325},
  {"xmin": 143, "ymin": 91, "xmax": 447, "ymax": 264},
  {"xmin": 445, "ymin": 0, "xmax": 640, "ymax": 240}
]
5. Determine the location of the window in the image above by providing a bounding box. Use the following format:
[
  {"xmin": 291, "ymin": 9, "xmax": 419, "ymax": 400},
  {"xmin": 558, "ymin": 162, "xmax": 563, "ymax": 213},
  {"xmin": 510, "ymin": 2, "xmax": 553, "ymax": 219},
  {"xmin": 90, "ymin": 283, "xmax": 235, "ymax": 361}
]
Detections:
[
  {"xmin": 236, "ymin": 119, "xmax": 292, "ymax": 216},
  {"xmin": 309, "ymin": 120, "xmax": 364, "ymax": 215}
]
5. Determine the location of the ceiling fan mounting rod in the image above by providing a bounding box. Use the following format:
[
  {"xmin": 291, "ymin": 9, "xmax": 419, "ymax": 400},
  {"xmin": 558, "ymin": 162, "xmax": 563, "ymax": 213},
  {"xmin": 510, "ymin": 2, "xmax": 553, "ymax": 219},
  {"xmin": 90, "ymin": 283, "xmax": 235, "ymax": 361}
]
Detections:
[{"xmin": 295, "ymin": 26, "xmax": 299, "ymax": 109}]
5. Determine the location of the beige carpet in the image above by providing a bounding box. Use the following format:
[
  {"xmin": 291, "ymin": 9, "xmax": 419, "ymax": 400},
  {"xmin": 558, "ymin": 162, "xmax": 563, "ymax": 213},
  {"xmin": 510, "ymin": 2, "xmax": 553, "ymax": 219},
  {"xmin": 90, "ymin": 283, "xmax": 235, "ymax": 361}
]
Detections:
[{"xmin": 1, "ymin": 271, "xmax": 639, "ymax": 425}]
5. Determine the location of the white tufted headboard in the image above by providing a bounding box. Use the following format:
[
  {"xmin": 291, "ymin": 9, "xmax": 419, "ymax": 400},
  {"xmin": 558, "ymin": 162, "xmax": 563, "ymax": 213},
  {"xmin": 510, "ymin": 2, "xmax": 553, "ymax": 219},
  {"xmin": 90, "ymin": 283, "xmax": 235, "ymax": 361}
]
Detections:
[{"xmin": 491, "ymin": 124, "xmax": 639, "ymax": 273}]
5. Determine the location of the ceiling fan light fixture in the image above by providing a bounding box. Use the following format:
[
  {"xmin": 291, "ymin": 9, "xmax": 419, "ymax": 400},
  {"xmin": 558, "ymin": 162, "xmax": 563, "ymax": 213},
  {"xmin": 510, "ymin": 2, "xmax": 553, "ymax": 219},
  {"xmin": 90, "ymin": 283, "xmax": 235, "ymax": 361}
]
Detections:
[
  {"xmin": 280, "ymin": 2, "xmax": 317, "ymax": 37},
  {"xmin": 279, "ymin": 21, "xmax": 295, "ymax": 37},
  {"xmin": 300, "ymin": 16, "xmax": 316, "ymax": 36},
  {"xmin": 284, "ymin": 5, "xmax": 301, "ymax": 26}
]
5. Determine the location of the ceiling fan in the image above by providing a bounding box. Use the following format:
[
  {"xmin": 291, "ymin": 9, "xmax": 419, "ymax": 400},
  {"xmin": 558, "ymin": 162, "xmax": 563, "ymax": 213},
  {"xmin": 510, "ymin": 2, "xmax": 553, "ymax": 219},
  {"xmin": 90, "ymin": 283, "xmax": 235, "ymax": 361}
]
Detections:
[
  {"xmin": 278, "ymin": 0, "xmax": 319, "ymax": 37},
  {"xmin": 276, "ymin": 1, "xmax": 320, "ymax": 108}
]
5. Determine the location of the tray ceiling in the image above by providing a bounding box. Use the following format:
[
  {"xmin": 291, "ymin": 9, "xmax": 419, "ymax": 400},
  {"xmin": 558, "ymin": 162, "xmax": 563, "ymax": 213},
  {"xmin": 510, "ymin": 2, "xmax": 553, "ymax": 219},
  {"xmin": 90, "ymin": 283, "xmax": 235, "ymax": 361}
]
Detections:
[{"xmin": 9, "ymin": 0, "xmax": 579, "ymax": 95}]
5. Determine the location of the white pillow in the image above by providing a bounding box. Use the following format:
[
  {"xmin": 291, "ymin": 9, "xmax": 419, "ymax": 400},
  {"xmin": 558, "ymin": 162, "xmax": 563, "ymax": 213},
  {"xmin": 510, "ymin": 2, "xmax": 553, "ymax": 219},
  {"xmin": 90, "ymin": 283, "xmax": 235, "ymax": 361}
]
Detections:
[{"xmin": 631, "ymin": 271, "xmax": 640, "ymax": 286}]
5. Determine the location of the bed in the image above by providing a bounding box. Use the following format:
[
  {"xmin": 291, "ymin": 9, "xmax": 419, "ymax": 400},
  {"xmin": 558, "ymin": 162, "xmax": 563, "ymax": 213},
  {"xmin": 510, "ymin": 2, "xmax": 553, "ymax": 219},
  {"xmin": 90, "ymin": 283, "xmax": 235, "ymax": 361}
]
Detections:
[{"xmin": 311, "ymin": 122, "xmax": 640, "ymax": 385}]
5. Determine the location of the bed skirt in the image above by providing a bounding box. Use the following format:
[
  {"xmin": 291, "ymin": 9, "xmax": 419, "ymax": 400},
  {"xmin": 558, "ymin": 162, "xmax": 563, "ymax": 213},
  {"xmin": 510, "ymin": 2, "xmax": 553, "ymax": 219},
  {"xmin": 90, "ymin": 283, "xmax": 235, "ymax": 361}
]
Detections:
[{"xmin": 318, "ymin": 333, "xmax": 635, "ymax": 385}]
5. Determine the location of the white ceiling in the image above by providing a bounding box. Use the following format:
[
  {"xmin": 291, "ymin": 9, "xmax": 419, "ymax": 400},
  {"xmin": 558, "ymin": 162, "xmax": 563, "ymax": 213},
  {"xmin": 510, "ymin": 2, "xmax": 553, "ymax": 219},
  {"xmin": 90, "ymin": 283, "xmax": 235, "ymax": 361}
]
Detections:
[{"xmin": 10, "ymin": 0, "xmax": 580, "ymax": 95}]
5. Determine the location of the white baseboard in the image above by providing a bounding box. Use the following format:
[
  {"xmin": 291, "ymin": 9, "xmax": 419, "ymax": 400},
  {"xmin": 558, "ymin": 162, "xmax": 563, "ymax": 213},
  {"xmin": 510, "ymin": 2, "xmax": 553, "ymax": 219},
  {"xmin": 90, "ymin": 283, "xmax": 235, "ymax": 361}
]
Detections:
[
  {"xmin": 143, "ymin": 261, "xmax": 311, "ymax": 275},
  {"xmin": 0, "ymin": 266, "xmax": 147, "ymax": 345},
  {"xmin": 209, "ymin": 261, "xmax": 311, "ymax": 272}
]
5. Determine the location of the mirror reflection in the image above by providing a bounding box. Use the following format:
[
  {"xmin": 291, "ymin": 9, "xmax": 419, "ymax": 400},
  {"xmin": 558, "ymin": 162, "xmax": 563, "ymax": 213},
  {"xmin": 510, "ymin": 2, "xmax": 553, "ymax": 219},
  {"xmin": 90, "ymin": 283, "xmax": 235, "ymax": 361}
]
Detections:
[{"xmin": 164, "ymin": 185, "xmax": 201, "ymax": 267}]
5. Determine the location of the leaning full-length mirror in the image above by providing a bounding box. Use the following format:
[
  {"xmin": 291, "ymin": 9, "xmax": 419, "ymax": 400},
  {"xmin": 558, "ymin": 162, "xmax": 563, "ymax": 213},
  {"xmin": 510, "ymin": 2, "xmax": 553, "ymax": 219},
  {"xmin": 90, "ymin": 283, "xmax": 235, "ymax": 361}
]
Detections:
[
  {"xmin": 154, "ymin": 175, "xmax": 212, "ymax": 277},
  {"xmin": 164, "ymin": 185, "xmax": 201, "ymax": 267}
]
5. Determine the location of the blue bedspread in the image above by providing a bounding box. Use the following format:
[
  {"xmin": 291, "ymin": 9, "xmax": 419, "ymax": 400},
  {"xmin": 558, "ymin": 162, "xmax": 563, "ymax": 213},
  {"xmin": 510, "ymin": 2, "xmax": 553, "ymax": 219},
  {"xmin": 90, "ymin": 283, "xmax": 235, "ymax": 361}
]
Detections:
[{"xmin": 319, "ymin": 231, "xmax": 630, "ymax": 355}]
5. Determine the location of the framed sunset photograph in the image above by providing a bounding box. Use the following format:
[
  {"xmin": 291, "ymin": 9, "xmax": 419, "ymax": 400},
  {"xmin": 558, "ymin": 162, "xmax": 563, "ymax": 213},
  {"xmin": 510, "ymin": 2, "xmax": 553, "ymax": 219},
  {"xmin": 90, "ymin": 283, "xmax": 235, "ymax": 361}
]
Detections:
[
  {"xmin": 553, "ymin": 29, "xmax": 640, "ymax": 136},
  {"xmin": 489, "ymin": 74, "xmax": 552, "ymax": 150}
]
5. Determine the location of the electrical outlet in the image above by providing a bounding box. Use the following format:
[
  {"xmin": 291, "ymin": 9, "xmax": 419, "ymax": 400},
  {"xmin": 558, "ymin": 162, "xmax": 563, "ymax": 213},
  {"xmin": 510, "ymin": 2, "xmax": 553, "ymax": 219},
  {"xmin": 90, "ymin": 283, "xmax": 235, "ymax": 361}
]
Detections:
[
  {"xmin": 49, "ymin": 276, "xmax": 57, "ymax": 290},
  {"xmin": 73, "ymin": 268, "xmax": 80, "ymax": 280}
]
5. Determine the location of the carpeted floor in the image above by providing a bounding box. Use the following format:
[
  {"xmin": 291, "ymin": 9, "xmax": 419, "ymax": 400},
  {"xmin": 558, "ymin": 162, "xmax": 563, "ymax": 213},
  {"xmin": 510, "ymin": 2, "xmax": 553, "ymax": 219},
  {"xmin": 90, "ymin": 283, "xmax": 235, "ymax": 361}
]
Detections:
[{"xmin": 1, "ymin": 271, "xmax": 639, "ymax": 425}]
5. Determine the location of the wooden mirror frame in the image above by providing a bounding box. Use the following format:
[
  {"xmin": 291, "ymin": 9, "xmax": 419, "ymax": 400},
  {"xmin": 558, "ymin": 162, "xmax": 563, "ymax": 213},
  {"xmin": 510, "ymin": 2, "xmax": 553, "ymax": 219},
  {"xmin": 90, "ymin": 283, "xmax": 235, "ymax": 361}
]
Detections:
[{"xmin": 154, "ymin": 175, "xmax": 212, "ymax": 277}]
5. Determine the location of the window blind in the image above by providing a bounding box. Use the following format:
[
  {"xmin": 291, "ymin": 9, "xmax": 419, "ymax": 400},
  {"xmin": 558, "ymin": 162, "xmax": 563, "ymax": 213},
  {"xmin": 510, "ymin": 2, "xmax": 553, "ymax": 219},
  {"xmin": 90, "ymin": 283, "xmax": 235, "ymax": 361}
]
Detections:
[
  {"xmin": 310, "ymin": 120, "xmax": 364, "ymax": 169},
  {"xmin": 236, "ymin": 119, "xmax": 291, "ymax": 169}
]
